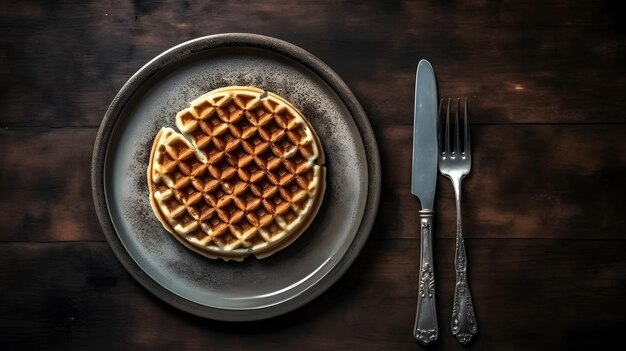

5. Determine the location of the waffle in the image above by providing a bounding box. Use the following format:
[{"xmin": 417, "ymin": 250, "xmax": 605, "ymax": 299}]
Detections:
[{"xmin": 147, "ymin": 86, "xmax": 326, "ymax": 261}]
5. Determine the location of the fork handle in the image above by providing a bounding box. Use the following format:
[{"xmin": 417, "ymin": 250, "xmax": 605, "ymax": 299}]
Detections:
[
  {"xmin": 452, "ymin": 238, "xmax": 477, "ymax": 344},
  {"xmin": 413, "ymin": 209, "xmax": 438, "ymax": 344},
  {"xmin": 451, "ymin": 178, "xmax": 477, "ymax": 344}
]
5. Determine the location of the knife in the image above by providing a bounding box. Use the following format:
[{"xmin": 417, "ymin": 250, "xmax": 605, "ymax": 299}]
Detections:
[{"xmin": 411, "ymin": 59, "xmax": 439, "ymax": 344}]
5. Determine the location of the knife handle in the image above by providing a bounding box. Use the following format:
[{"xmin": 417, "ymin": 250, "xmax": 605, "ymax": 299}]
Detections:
[{"xmin": 413, "ymin": 209, "xmax": 438, "ymax": 344}]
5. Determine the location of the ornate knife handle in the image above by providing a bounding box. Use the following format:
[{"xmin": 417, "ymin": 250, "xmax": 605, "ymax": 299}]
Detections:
[{"xmin": 413, "ymin": 209, "xmax": 438, "ymax": 344}]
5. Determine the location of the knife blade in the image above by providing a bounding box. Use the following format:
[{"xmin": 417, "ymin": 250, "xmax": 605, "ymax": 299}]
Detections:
[{"xmin": 411, "ymin": 59, "xmax": 439, "ymax": 344}]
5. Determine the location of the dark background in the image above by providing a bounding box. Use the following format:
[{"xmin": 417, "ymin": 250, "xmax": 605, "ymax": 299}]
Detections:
[{"xmin": 1, "ymin": 1, "xmax": 625, "ymax": 350}]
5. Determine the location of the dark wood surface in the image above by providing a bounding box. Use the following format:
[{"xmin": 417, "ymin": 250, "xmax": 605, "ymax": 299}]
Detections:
[{"xmin": 2, "ymin": 1, "xmax": 625, "ymax": 350}]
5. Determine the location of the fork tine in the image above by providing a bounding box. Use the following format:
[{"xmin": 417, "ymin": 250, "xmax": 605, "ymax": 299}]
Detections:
[
  {"xmin": 454, "ymin": 98, "xmax": 461, "ymax": 155},
  {"xmin": 464, "ymin": 98, "xmax": 470, "ymax": 155},
  {"xmin": 445, "ymin": 98, "xmax": 451, "ymax": 155}
]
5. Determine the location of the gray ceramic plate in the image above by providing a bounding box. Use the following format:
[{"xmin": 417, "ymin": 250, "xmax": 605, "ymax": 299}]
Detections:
[{"xmin": 92, "ymin": 33, "xmax": 380, "ymax": 321}]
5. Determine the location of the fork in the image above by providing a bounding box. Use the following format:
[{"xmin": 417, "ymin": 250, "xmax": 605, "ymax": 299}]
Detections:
[{"xmin": 438, "ymin": 98, "xmax": 478, "ymax": 344}]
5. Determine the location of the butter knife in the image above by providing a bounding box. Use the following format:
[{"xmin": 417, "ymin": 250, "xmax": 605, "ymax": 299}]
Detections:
[{"xmin": 411, "ymin": 59, "xmax": 439, "ymax": 344}]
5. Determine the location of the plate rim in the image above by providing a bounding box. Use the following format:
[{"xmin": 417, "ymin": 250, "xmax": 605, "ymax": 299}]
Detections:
[{"xmin": 91, "ymin": 33, "xmax": 381, "ymax": 321}]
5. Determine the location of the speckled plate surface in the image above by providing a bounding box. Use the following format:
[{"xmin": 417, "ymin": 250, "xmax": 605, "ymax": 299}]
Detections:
[{"xmin": 92, "ymin": 33, "xmax": 380, "ymax": 321}]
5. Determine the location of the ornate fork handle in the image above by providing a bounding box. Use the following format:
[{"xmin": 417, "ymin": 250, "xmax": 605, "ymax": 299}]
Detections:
[
  {"xmin": 450, "ymin": 178, "xmax": 477, "ymax": 344},
  {"xmin": 413, "ymin": 209, "xmax": 438, "ymax": 344}
]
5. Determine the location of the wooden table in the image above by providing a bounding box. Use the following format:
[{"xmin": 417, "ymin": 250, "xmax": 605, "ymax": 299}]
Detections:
[{"xmin": 2, "ymin": 1, "xmax": 625, "ymax": 350}]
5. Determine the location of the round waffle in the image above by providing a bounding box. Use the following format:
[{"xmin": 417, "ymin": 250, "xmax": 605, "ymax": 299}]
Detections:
[{"xmin": 147, "ymin": 86, "xmax": 326, "ymax": 261}]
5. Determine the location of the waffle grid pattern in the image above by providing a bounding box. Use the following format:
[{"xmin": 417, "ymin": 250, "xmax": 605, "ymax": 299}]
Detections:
[{"xmin": 148, "ymin": 87, "xmax": 323, "ymax": 259}]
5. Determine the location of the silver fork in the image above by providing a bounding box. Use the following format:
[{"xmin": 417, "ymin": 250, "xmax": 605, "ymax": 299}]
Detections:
[{"xmin": 438, "ymin": 98, "xmax": 477, "ymax": 344}]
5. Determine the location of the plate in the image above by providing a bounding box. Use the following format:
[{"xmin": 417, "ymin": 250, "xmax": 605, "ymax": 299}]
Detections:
[{"xmin": 92, "ymin": 33, "xmax": 380, "ymax": 321}]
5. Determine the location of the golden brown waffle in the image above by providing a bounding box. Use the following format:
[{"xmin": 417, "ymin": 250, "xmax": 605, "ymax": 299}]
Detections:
[{"xmin": 147, "ymin": 86, "xmax": 325, "ymax": 261}]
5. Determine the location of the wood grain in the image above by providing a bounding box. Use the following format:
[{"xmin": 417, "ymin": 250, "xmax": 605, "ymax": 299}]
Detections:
[
  {"xmin": 0, "ymin": 128, "xmax": 100, "ymax": 242},
  {"xmin": 377, "ymin": 123, "xmax": 626, "ymax": 240},
  {"xmin": 1, "ymin": 240, "xmax": 624, "ymax": 350},
  {"xmin": 1, "ymin": 1, "xmax": 626, "ymax": 128},
  {"xmin": 2, "ymin": 124, "xmax": 625, "ymax": 242},
  {"xmin": 1, "ymin": 0, "xmax": 626, "ymax": 349}
]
